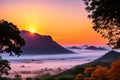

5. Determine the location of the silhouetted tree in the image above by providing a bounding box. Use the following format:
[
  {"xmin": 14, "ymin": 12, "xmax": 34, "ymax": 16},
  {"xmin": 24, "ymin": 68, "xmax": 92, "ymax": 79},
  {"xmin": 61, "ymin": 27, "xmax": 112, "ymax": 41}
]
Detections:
[
  {"xmin": 26, "ymin": 77, "xmax": 32, "ymax": 80},
  {"xmin": 0, "ymin": 57, "xmax": 11, "ymax": 76},
  {"xmin": 0, "ymin": 19, "xmax": 25, "ymax": 56},
  {"xmin": 83, "ymin": 0, "xmax": 120, "ymax": 48},
  {"xmin": 0, "ymin": 19, "xmax": 25, "ymax": 77},
  {"xmin": 13, "ymin": 74, "xmax": 22, "ymax": 80}
]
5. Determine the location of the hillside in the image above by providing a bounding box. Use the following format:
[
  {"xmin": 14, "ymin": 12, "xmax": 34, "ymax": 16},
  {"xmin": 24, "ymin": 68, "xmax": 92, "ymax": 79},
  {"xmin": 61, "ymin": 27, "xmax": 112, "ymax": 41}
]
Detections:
[
  {"xmin": 53, "ymin": 50, "xmax": 120, "ymax": 78},
  {"xmin": 92, "ymin": 50, "xmax": 120, "ymax": 62},
  {"xmin": 20, "ymin": 30, "xmax": 73, "ymax": 54}
]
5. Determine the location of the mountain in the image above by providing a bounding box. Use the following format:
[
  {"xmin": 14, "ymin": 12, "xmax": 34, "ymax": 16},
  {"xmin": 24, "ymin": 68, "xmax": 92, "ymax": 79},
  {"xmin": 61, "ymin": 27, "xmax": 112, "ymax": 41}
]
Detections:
[
  {"xmin": 83, "ymin": 50, "xmax": 120, "ymax": 67},
  {"xmin": 85, "ymin": 46, "xmax": 107, "ymax": 50},
  {"xmin": 20, "ymin": 30, "xmax": 73, "ymax": 54},
  {"xmin": 68, "ymin": 45, "xmax": 107, "ymax": 50},
  {"xmin": 93, "ymin": 50, "xmax": 120, "ymax": 62},
  {"xmin": 68, "ymin": 46, "xmax": 81, "ymax": 49},
  {"xmin": 80, "ymin": 45, "xmax": 89, "ymax": 49}
]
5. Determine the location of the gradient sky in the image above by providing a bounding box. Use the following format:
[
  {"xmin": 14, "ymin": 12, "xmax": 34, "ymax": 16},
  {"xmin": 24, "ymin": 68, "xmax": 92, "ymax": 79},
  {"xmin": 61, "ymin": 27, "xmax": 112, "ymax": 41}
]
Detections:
[{"xmin": 0, "ymin": 0, "xmax": 107, "ymax": 46}]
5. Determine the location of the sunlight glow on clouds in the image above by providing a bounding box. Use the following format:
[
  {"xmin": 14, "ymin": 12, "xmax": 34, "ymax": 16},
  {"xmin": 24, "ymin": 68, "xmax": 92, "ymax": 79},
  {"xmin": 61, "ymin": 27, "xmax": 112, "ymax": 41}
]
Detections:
[{"xmin": 0, "ymin": 0, "xmax": 107, "ymax": 46}]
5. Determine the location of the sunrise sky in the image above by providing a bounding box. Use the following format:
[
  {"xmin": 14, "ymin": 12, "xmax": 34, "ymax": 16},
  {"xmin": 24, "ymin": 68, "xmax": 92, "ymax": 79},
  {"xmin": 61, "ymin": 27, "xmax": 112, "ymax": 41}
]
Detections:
[{"xmin": 0, "ymin": 0, "xmax": 107, "ymax": 46}]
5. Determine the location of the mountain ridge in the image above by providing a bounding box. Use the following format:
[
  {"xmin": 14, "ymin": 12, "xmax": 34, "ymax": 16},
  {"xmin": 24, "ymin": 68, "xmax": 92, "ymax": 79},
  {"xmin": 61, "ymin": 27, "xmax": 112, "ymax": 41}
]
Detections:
[{"xmin": 20, "ymin": 30, "xmax": 73, "ymax": 54}]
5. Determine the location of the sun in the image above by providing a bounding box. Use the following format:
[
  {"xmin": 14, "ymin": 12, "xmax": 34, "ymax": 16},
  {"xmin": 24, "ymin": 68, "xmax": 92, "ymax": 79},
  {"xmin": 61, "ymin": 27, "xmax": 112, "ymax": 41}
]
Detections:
[{"xmin": 29, "ymin": 28, "xmax": 36, "ymax": 33}]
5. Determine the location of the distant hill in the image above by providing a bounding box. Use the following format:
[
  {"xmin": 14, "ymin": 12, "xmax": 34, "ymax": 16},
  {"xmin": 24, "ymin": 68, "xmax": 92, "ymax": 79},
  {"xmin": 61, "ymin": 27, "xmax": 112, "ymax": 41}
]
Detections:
[
  {"xmin": 68, "ymin": 46, "xmax": 81, "ymax": 49},
  {"xmin": 80, "ymin": 45, "xmax": 89, "ymax": 49},
  {"xmin": 53, "ymin": 50, "xmax": 120, "ymax": 78},
  {"xmin": 92, "ymin": 50, "xmax": 120, "ymax": 63},
  {"xmin": 85, "ymin": 46, "xmax": 107, "ymax": 50},
  {"xmin": 68, "ymin": 45, "xmax": 107, "ymax": 50},
  {"xmin": 20, "ymin": 30, "xmax": 73, "ymax": 54},
  {"xmin": 80, "ymin": 50, "xmax": 120, "ymax": 67}
]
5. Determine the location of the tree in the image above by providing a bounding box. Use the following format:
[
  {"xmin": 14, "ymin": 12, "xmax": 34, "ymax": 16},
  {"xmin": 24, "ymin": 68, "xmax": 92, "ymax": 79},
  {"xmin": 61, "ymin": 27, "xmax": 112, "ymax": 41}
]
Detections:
[
  {"xmin": 84, "ymin": 66, "xmax": 95, "ymax": 77},
  {"xmin": 13, "ymin": 74, "xmax": 22, "ymax": 80},
  {"xmin": 0, "ymin": 19, "xmax": 25, "ymax": 77},
  {"xmin": 90, "ymin": 65, "xmax": 109, "ymax": 80},
  {"xmin": 83, "ymin": 0, "xmax": 120, "ymax": 48},
  {"xmin": 108, "ymin": 59, "xmax": 120, "ymax": 80},
  {"xmin": 0, "ymin": 19, "xmax": 25, "ymax": 56},
  {"xmin": 0, "ymin": 57, "xmax": 11, "ymax": 76},
  {"xmin": 74, "ymin": 73, "xmax": 84, "ymax": 80},
  {"xmin": 56, "ymin": 76, "xmax": 74, "ymax": 80}
]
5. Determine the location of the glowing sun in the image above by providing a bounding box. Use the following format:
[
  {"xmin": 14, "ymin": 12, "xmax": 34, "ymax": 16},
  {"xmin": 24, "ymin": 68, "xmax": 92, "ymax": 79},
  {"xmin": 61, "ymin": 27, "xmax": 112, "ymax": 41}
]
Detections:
[{"xmin": 29, "ymin": 28, "xmax": 36, "ymax": 33}]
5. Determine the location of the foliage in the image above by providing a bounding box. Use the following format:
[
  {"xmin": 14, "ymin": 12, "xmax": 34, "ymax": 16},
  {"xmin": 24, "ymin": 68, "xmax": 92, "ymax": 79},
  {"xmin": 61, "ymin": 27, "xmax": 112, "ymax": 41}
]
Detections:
[
  {"xmin": 84, "ymin": 66, "xmax": 95, "ymax": 77},
  {"xmin": 26, "ymin": 77, "xmax": 32, "ymax": 80},
  {"xmin": 0, "ymin": 19, "xmax": 25, "ymax": 56},
  {"xmin": 83, "ymin": 0, "xmax": 120, "ymax": 48},
  {"xmin": 53, "ymin": 65, "xmax": 85, "ymax": 79},
  {"xmin": 0, "ymin": 77, "xmax": 12, "ymax": 80},
  {"xmin": 0, "ymin": 57, "xmax": 11, "ymax": 76},
  {"xmin": 74, "ymin": 73, "xmax": 84, "ymax": 80},
  {"xmin": 56, "ymin": 75, "xmax": 74, "ymax": 80},
  {"xmin": 0, "ymin": 19, "xmax": 25, "ymax": 77},
  {"xmin": 74, "ymin": 58, "xmax": 120, "ymax": 80},
  {"xmin": 90, "ymin": 65, "xmax": 109, "ymax": 80},
  {"xmin": 13, "ymin": 74, "xmax": 22, "ymax": 80},
  {"xmin": 108, "ymin": 59, "xmax": 120, "ymax": 80},
  {"xmin": 35, "ymin": 78, "xmax": 44, "ymax": 80},
  {"xmin": 2, "ymin": 58, "xmax": 120, "ymax": 80},
  {"xmin": 44, "ymin": 76, "xmax": 55, "ymax": 80}
]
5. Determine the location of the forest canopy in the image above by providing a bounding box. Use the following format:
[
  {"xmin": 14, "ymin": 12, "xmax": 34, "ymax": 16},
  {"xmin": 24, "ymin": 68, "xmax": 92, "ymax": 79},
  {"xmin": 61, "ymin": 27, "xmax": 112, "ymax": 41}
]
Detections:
[
  {"xmin": 0, "ymin": 19, "xmax": 25, "ymax": 56},
  {"xmin": 83, "ymin": 0, "xmax": 120, "ymax": 48}
]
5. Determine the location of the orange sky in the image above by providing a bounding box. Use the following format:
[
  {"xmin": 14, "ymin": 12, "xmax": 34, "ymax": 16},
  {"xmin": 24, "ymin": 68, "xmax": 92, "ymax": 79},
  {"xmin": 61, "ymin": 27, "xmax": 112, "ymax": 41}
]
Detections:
[{"xmin": 0, "ymin": 0, "xmax": 107, "ymax": 46}]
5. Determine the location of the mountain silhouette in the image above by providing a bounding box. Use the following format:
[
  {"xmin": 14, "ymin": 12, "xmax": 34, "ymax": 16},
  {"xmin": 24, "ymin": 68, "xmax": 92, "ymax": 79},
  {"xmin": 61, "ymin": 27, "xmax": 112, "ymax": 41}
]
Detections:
[
  {"xmin": 68, "ymin": 46, "xmax": 81, "ymax": 49},
  {"xmin": 93, "ymin": 50, "xmax": 120, "ymax": 62},
  {"xmin": 84, "ymin": 50, "xmax": 120, "ymax": 67},
  {"xmin": 85, "ymin": 46, "xmax": 107, "ymax": 50},
  {"xmin": 20, "ymin": 30, "xmax": 73, "ymax": 54}
]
